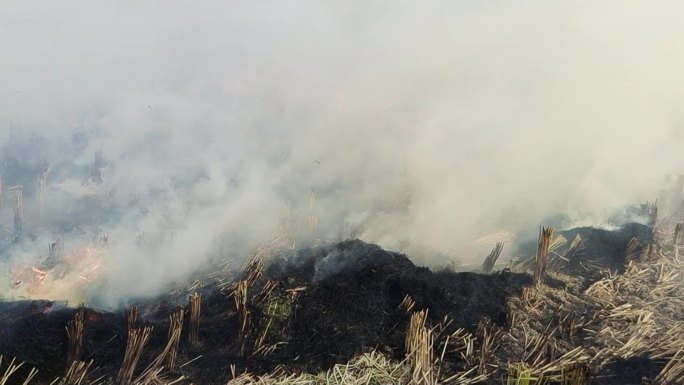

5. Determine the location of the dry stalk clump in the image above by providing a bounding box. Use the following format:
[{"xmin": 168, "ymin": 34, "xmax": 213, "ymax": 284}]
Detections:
[
  {"xmin": 533, "ymin": 227, "xmax": 554, "ymax": 287},
  {"xmin": 165, "ymin": 309, "xmax": 184, "ymax": 371},
  {"xmin": 65, "ymin": 307, "xmax": 85, "ymax": 373},
  {"xmin": 116, "ymin": 326, "xmax": 153, "ymax": 385},
  {"xmin": 481, "ymin": 242, "xmax": 504, "ymax": 273},
  {"xmin": 233, "ymin": 280, "xmax": 250, "ymax": 334},
  {"xmin": 189, "ymin": 292, "xmax": 201, "ymax": 348},
  {"xmin": 61, "ymin": 360, "xmax": 93, "ymax": 385},
  {"xmin": 405, "ymin": 310, "xmax": 435, "ymax": 385},
  {"xmin": 132, "ymin": 310, "xmax": 185, "ymax": 385}
]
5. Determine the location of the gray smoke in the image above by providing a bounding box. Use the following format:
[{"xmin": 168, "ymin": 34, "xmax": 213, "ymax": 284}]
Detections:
[{"xmin": 1, "ymin": 1, "xmax": 684, "ymax": 307}]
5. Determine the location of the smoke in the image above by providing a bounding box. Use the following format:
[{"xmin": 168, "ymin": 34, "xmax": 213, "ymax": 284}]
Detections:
[{"xmin": 1, "ymin": 0, "xmax": 683, "ymax": 307}]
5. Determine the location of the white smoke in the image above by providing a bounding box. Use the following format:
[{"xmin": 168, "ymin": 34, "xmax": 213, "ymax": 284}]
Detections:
[{"xmin": 1, "ymin": 0, "xmax": 683, "ymax": 307}]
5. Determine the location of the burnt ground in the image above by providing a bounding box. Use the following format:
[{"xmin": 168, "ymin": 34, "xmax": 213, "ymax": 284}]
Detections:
[
  {"xmin": 0, "ymin": 239, "xmax": 531, "ymax": 384},
  {"xmin": 0, "ymin": 223, "xmax": 661, "ymax": 384}
]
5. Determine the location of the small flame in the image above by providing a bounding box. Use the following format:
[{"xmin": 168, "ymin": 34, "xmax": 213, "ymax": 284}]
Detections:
[{"xmin": 5, "ymin": 243, "xmax": 108, "ymax": 303}]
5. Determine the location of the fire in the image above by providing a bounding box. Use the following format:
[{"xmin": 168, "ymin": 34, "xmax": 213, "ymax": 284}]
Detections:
[{"xmin": 4, "ymin": 243, "xmax": 108, "ymax": 303}]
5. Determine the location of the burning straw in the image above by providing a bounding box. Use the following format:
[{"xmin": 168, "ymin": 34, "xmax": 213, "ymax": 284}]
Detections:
[
  {"xmin": 189, "ymin": 293, "xmax": 201, "ymax": 348},
  {"xmin": 481, "ymin": 242, "xmax": 504, "ymax": 274},
  {"xmin": 65, "ymin": 307, "xmax": 85, "ymax": 373},
  {"xmin": 533, "ymin": 227, "xmax": 554, "ymax": 287}
]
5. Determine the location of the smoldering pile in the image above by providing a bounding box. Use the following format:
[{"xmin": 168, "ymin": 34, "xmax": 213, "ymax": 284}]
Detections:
[{"xmin": 0, "ymin": 217, "xmax": 670, "ymax": 385}]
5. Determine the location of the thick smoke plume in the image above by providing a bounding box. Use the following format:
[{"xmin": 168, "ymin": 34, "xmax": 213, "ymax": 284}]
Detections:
[{"xmin": 1, "ymin": 1, "xmax": 683, "ymax": 307}]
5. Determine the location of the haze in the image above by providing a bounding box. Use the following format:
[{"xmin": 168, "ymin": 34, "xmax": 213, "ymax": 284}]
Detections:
[{"xmin": 1, "ymin": 1, "xmax": 683, "ymax": 307}]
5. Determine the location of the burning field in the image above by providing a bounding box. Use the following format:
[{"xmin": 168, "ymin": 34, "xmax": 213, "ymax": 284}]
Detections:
[
  {"xmin": 4, "ymin": 1, "xmax": 684, "ymax": 384},
  {"xmin": 0, "ymin": 204, "xmax": 682, "ymax": 385}
]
